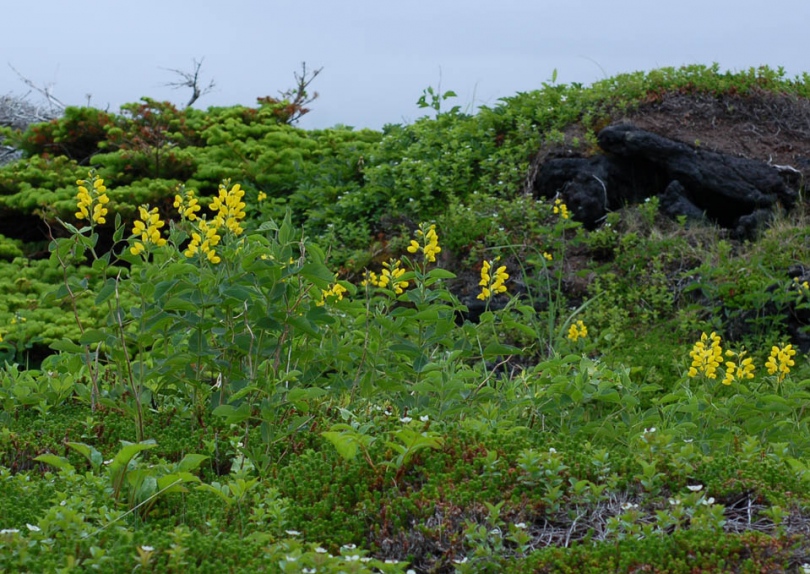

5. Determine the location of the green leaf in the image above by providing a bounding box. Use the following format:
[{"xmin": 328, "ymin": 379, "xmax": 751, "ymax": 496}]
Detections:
[
  {"xmin": 162, "ymin": 297, "xmax": 197, "ymax": 312},
  {"xmin": 78, "ymin": 329, "xmax": 108, "ymax": 345},
  {"xmin": 95, "ymin": 278, "xmax": 117, "ymax": 306},
  {"xmin": 482, "ymin": 342, "xmax": 522, "ymax": 358},
  {"xmin": 426, "ymin": 268, "xmax": 456, "ymax": 280},
  {"xmin": 212, "ymin": 403, "xmax": 251, "ymax": 424},
  {"xmin": 109, "ymin": 440, "xmax": 158, "ymax": 498},
  {"xmin": 34, "ymin": 454, "xmax": 74, "ymax": 473},
  {"xmin": 300, "ymin": 262, "xmax": 336, "ymax": 289},
  {"xmin": 158, "ymin": 472, "xmax": 201, "ymax": 494},
  {"xmin": 177, "ymin": 454, "xmax": 209, "ymax": 473},
  {"xmin": 66, "ymin": 442, "xmax": 103, "ymax": 471},
  {"xmin": 50, "ymin": 339, "xmax": 84, "ymax": 353},
  {"xmin": 321, "ymin": 431, "xmax": 359, "ymax": 460}
]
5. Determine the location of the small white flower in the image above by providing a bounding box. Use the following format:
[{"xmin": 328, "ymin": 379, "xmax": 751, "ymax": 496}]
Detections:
[
  {"xmin": 683, "ymin": 439, "xmax": 694, "ymax": 443},
  {"xmin": 346, "ymin": 554, "xmax": 360, "ymax": 561},
  {"xmin": 60, "ymin": 500, "xmax": 67, "ymax": 506},
  {"xmin": 0, "ymin": 529, "xmax": 20, "ymax": 535},
  {"xmin": 285, "ymin": 555, "xmax": 298, "ymax": 562},
  {"xmin": 399, "ymin": 417, "xmax": 412, "ymax": 423},
  {"xmin": 644, "ymin": 427, "xmax": 656, "ymax": 433},
  {"xmin": 361, "ymin": 557, "xmax": 372, "ymax": 562},
  {"xmin": 341, "ymin": 543, "xmax": 357, "ymax": 550},
  {"xmin": 103, "ymin": 459, "xmax": 113, "ymax": 466},
  {"xmin": 140, "ymin": 545, "xmax": 154, "ymax": 552},
  {"xmin": 453, "ymin": 557, "xmax": 468, "ymax": 564},
  {"xmin": 548, "ymin": 447, "xmax": 557, "ymax": 454},
  {"xmin": 303, "ymin": 569, "xmax": 317, "ymax": 574},
  {"xmin": 801, "ymin": 564, "xmax": 810, "ymax": 574},
  {"xmin": 621, "ymin": 502, "xmax": 638, "ymax": 511},
  {"xmin": 25, "ymin": 524, "xmax": 41, "ymax": 532},
  {"xmin": 385, "ymin": 559, "xmax": 398, "ymax": 564},
  {"xmin": 515, "ymin": 522, "xmax": 527, "ymax": 529},
  {"xmin": 285, "ymin": 530, "xmax": 301, "ymax": 536},
  {"xmin": 420, "ymin": 415, "xmax": 429, "ymax": 422},
  {"xmin": 314, "ymin": 547, "xmax": 328, "ymax": 554},
  {"xmin": 702, "ymin": 497, "xmax": 716, "ymax": 505},
  {"xmin": 687, "ymin": 484, "xmax": 703, "ymax": 492}
]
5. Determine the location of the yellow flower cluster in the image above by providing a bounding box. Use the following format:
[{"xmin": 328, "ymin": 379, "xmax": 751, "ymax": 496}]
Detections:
[
  {"xmin": 406, "ymin": 224, "xmax": 441, "ymax": 263},
  {"xmin": 688, "ymin": 331, "xmax": 723, "ymax": 379},
  {"xmin": 257, "ymin": 191, "xmax": 267, "ymax": 202},
  {"xmin": 318, "ymin": 280, "xmax": 348, "ymax": 306},
  {"xmin": 553, "ymin": 198, "xmax": 569, "ymax": 220},
  {"xmin": 75, "ymin": 174, "xmax": 110, "ymax": 224},
  {"xmin": 543, "ymin": 252, "xmax": 553, "ymax": 262},
  {"xmin": 765, "ymin": 344, "xmax": 796, "ymax": 382},
  {"xmin": 363, "ymin": 260, "xmax": 409, "ymax": 294},
  {"xmin": 210, "ymin": 181, "xmax": 246, "ymax": 235},
  {"xmin": 567, "ymin": 320, "xmax": 588, "ymax": 342},
  {"xmin": 477, "ymin": 259, "xmax": 509, "ymax": 301},
  {"xmin": 130, "ymin": 206, "xmax": 168, "ymax": 256},
  {"xmin": 173, "ymin": 188, "xmax": 202, "ymax": 221},
  {"xmin": 721, "ymin": 349, "xmax": 756, "ymax": 386},
  {"xmin": 184, "ymin": 219, "xmax": 222, "ymax": 264}
]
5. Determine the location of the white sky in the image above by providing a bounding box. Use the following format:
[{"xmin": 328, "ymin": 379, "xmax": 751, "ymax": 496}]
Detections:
[{"xmin": 3, "ymin": 1, "xmax": 808, "ymax": 130}]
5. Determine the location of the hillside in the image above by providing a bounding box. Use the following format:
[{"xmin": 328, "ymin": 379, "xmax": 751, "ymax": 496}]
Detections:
[{"xmin": 0, "ymin": 65, "xmax": 809, "ymax": 572}]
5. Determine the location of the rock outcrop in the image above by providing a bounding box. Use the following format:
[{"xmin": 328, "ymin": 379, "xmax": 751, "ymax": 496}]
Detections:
[{"xmin": 533, "ymin": 123, "xmax": 799, "ymax": 236}]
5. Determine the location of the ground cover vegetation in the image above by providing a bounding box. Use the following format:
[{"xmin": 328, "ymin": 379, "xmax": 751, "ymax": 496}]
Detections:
[{"xmin": 0, "ymin": 64, "xmax": 809, "ymax": 571}]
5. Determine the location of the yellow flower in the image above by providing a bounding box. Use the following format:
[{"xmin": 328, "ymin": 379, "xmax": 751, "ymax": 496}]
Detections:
[
  {"xmin": 543, "ymin": 252, "xmax": 553, "ymax": 262},
  {"xmin": 407, "ymin": 224, "xmax": 441, "ymax": 263},
  {"xmin": 318, "ymin": 280, "xmax": 348, "ymax": 306},
  {"xmin": 184, "ymin": 219, "xmax": 221, "ymax": 264},
  {"xmin": 765, "ymin": 343, "xmax": 796, "ymax": 382},
  {"xmin": 477, "ymin": 259, "xmax": 509, "ymax": 301},
  {"xmin": 687, "ymin": 331, "xmax": 723, "ymax": 379},
  {"xmin": 174, "ymin": 187, "xmax": 202, "ymax": 221},
  {"xmin": 75, "ymin": 171, "xmax": 110, "ymax": 224},
  {"xmin": 567, "ymin": 320, "xmax": 588, "ymax": 342},
  {"xmin": 553, "ymin": 198, "xmax": 569, "ymax": 220},
  {"xmin": 211, "ymin": 181, "xmax": 246, "ymax": 235},
  {"xmin": 130, "ymin": 205, "xmax": 167, "ymax": 256},
  {"xmin": 258, "ymin": 191, "xmax": 267, "ymax": 202}
]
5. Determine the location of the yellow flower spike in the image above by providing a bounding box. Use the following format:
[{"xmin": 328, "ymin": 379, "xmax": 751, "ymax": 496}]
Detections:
[
  {"xmin": 407, "ymin": 223, "xmax": 441, "ymax": 263},
  {"xmin": 129, "ymin": 205, "xmax": 167, "ymax": 255},
  {"xmin": 477, "ymin": 259, "xmax": 509, "ymax": 301},
  {"xmin": 553, "ymin": 198, "xmax": 570, "ymax": 220},
  {"xmin": 567, "ymin": 320, "xmax": 588, "ymax": 342}
]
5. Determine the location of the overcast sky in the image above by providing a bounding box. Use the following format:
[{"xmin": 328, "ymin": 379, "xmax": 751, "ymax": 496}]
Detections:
[{"xmin": 3, "ymin": 1, "xmax": 808, "ymax": 130}]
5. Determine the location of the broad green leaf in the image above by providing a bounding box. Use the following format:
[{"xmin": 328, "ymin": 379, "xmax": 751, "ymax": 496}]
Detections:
[
  {"xmin": 34, "ymin": 454, "xmax": 74, "ymax": 473},
  {"xmin": 66, "ymin": 442, "xmax": 103, "ymax": 470},
  {"xmin": 50, "ymin": 339, "xmax": 84, "ymax": 353},
  {"xmin": 78, "ymin": 329, "xmax": 108, "ymax": 345},
  {"xmin": 177, "ymin": 455, "xmax": 209, "ymax": 473}
]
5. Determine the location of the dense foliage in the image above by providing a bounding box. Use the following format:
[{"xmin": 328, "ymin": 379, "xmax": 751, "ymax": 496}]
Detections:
[{"xmin": 1, "ymin": 64, "xmax": 810, "ymax": 572}]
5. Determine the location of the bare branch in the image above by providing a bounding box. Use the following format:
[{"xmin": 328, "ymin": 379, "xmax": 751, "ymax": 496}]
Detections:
[
  {"xmin": 7, "ymin": 63, "xmax": 66, "ymax": 112},
  {"xmin": 161, "ymin": 57, "xmax": 216, "ymax": 108},
  {"xmin": 272, "ymin": 61, "xmax": 323, "ymax": 123}
]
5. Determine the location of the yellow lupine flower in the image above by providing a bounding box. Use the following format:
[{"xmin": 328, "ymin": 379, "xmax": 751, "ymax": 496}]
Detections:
[
  {"xmin": 174, "ymin": 188, "xmax": 202, "ymax": 221},
  {"xmin": 477, "ymin": 259, "xmax": 509, "ymax": 301},
  {"xmin": 184, "ymin": 219, "xmax": 221, "ymax": 264},
  {"xmin": 318, "ymin": 280, "xmax": 348, "ymax": 306},
  {"xmin": 553, "ymin": 198, "xmax": 570, "ymax": 220},
  {"xmin": 688, "ymin": 331, "xmax": 723, "ymax": 379},
  {"xmin": 211, "ymin": 181, "xmax": 246, "ymax": 235},
  {"xmin": 75, "ymin": 172, "xmax": 110, "ymax": 224},
  {"xmin": 130, "ymin": 205, "xmax": 167, "ymax": 255},
  {"xmin": 765, "ymin": 343, "xmax": 796, "ymax": 382},
  {"xmin": 567, "ymin": 320, "xmax": 588, "ymax": 342},
  {"xmin": 407, "ymin": 224, "xmax": 441, "ymax": 263}
]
